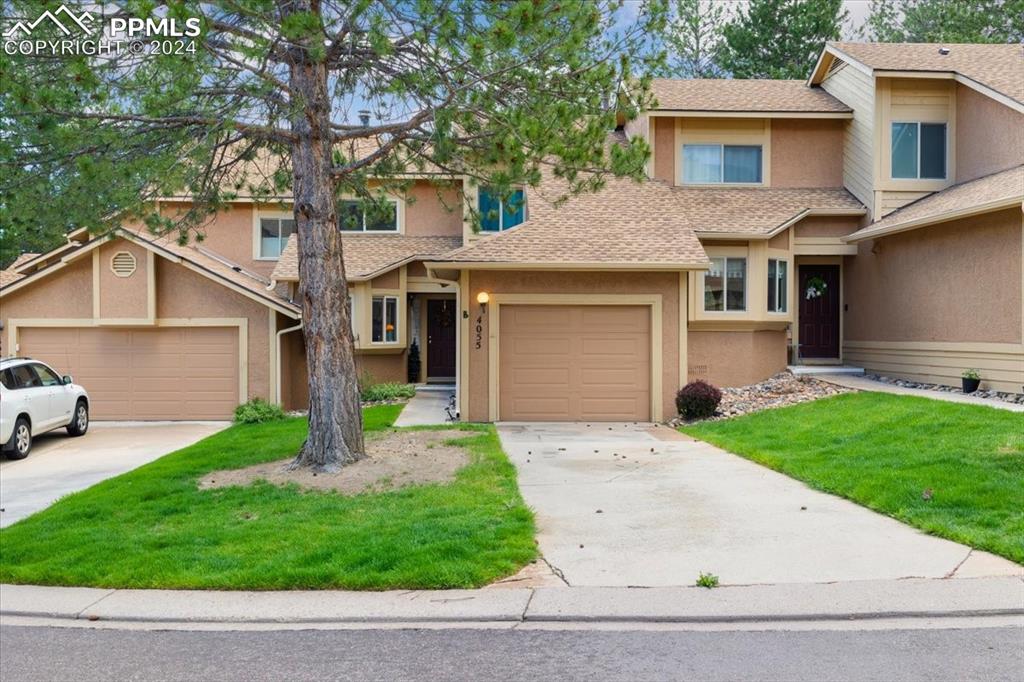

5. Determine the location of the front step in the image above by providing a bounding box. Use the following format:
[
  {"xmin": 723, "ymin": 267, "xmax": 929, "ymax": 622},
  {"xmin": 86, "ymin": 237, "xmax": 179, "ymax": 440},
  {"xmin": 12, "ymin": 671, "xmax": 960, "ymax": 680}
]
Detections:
[{"xmin": 788, "ymin": 365, "xmax": 865, "ymax": 376}]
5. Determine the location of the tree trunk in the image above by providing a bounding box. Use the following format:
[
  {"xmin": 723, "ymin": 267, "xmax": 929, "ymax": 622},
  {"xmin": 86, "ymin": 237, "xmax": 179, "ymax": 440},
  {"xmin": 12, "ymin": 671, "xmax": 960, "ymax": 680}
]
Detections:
[{"xmin": 286, "ymin": 1, "xmax": 364, "ymax": 471}]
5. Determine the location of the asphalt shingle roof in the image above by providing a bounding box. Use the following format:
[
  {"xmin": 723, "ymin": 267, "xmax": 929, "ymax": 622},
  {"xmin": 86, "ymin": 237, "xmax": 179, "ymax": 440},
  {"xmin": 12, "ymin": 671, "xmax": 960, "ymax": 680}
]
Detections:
[
  {"xmin": 675, "ymin": 187, "xmax": 865, "ymax": 235},
  {"xmin": 650, "ymin": 79, "xmax": 852, "ymax": 113},
  {"xmin": 271, "ymin": 234, "xmax": 463, "ymax": 282},
  {"xmin": 845, "ymin": 165, "xmax": 1024, "ymax": 242},
  {"xmin": 828, "ymin": 42, "xmax": 1024, "ymax": 104}
]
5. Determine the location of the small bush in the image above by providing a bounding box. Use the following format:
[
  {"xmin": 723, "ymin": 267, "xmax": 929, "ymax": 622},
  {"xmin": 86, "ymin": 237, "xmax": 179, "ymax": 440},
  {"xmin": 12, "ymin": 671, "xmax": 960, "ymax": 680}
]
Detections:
[
  {"xmin": 233, "ymin": 398, "xmax": 286, "ymax": 424},
  {"xmin": 676, "ymin": 380, "xmax": 722, "ymax": 420},
  {"xmin": 696, "ymin": 572, "xmax": 719, "ymax": 588},
  {"xmin": 361, "ymin": 382, "xmax": 416, "ymax": 403}
]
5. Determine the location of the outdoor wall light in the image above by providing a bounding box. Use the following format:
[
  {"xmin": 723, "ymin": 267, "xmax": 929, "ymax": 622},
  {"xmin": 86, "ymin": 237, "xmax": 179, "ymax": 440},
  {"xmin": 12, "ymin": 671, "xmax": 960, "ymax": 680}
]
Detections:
[{"xmin": 476, "ymin": 291, "xmax": 490, "ymax": 312}]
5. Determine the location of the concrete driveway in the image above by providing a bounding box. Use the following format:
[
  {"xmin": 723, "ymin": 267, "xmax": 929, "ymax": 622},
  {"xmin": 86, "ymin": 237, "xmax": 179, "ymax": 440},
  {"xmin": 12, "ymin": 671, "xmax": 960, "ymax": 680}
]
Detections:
[
  {"xmin": 498, "ymin": 422, "xmax": 1022, "ymax": 587},
  {"xmin": 0, "ymin": 422, "xmax": 227, "ymax": 528}
]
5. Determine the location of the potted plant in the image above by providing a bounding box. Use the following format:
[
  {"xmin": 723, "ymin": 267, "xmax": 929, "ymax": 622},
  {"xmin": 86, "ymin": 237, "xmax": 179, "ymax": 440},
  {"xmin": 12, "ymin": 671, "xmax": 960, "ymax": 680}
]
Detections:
[{"xmin": 961, "ymin": 368, "xmax": 981, "ymax": 394}]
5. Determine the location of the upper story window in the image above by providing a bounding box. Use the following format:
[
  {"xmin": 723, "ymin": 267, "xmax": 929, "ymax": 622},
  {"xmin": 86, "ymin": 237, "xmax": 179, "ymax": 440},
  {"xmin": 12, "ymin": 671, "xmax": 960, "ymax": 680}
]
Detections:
[
  {"xmin": 767, "ymin": 259, "xmax": 788, "ymax": 314},
  {"xmin": 683, "ymin": 144, "xmax": 763, "ymax": 184},
  {"xmin": 479, "ymin": 187, "xmax": 525, "ymax": 232},
  {"xmin": 704, "ymin": 257, "xmax": 746, "ymax": 312},
  {"xmin": 891, "ymin": 122, "xmax": 946, "ymax": 180},
  {"xmin": 259, "ymin": 217, "xmax": 294, "ymax": 259},
  {"xmin": 339, "ymin": 199, "xmax": 399, "ymax": 232}
]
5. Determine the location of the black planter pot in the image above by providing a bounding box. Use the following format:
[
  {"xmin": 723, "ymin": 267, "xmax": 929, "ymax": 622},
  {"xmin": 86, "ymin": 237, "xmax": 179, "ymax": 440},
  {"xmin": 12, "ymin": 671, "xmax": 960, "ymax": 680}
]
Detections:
[{"xmin": 962, "ymin": 377, "xmax": 981, "ymax": 394}]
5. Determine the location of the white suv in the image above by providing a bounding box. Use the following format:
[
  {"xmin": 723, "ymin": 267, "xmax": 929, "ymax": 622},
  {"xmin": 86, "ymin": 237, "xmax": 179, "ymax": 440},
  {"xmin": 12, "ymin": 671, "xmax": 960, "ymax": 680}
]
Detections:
[{"xmin": 0, "ymin": 358, "xmax": 90, "ymax": 460}]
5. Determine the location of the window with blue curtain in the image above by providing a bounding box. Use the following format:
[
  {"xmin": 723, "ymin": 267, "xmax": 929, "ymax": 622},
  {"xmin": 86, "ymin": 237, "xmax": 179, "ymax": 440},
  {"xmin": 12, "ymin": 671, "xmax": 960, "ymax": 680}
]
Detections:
[{"xmin": 479, "ymin": 187, "xmax": 525, "ymax": 231}]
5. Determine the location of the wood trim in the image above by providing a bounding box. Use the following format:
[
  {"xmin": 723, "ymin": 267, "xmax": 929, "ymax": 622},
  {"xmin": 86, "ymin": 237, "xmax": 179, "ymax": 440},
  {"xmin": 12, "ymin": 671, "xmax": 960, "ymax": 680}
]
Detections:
[
  {"xmin": 678, "ymin": 271, "xmax": 687, "ymax": 387},
  {"xmin": 146, "ymin": 250, "xmax": 156, "ymax": 322},
  {"xmin": 793, "ymin": 237, "xmax": 859, "ymax": 255},
  {"xmin": 91, "ymin": 250, "xmax": 100, "ymax": 319},
  {"xmin": 485, "ymin": 293, "xmax": 664, "ymax": 422},
  {"xmin": 458, "ymin": 270, "xmax": 469, "ymax": 419},
  {"xmin": 7, "ymin": 317, "xmax": 250, "ymax": 403},
  {"xmin": 268, "ymin": 312, "xmax": 278, "ymax": 403}
]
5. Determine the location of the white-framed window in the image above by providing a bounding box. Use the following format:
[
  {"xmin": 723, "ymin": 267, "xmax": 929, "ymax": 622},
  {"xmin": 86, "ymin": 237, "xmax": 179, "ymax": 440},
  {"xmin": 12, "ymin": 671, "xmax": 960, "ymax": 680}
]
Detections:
[
  {"xmin": 704, "ymin": 257, "xmax": 747, "ymax": 312},
  {"xmin": 683, "ymin": 144, "xmax": 763, "ymax": 184},
  {"xmin": 478, "ymin": 187, "xmax": 526, "ymax": 231},
  {"xmin": 371, "ymin": 295, "xmax": 398, "ymax": 343},
  {"xmin": 891, "ymin": 122, "xmax": 947, "ymax": 179},
  {"xmin": 767, "ymin": 259, "xmax": 788, "ymax": 313},
  {"xmin": 258, "ymin": 216, "xmax": 295, "ymax": 259},
  {"xmin": 339, "ymin": 198, "xmax": 399, "ymax": 232}
]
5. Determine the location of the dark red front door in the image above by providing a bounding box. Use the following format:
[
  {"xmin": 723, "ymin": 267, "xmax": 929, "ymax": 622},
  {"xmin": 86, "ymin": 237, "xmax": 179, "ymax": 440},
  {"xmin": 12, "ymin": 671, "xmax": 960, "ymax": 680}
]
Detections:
[
  {"xmin": 426, "ymin": 298, "xmax": 457, "ymax": 380},
  {"xmin": 799, "ymin": 265, "xmax": 840, "ymax": 359}
]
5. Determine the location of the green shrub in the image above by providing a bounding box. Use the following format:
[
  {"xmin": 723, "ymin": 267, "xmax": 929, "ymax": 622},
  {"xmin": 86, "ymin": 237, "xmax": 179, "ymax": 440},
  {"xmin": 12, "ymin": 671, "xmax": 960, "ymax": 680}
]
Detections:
[
  {"xmin": 233, "ymin": 398, "xmax": 286, "ymax": 424},
  {"xmin": 361, "ymin": 382, "xmax": 416, "ymax": 403},
  {"xmin": 676, "ymin": 380, "xmax": 722, "ymax": 420}
]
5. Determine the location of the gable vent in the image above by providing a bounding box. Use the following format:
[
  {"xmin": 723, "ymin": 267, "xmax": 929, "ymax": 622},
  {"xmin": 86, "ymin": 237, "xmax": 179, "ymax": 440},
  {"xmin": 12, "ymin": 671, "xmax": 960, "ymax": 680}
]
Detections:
[{"xmin": 110, "ymin": 251, "xmax": 137, "ymax": 277}]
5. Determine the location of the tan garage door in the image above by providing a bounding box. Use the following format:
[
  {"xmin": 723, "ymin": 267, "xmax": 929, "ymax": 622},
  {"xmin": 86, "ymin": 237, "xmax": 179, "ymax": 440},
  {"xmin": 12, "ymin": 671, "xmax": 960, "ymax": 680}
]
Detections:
[
  {"xmin": 19, "ymin": 327, "xmax": 239, "ymax": 420},
  {"xmin": 499, "ymin": 305, "xmax": 651, "ymax": 421}
]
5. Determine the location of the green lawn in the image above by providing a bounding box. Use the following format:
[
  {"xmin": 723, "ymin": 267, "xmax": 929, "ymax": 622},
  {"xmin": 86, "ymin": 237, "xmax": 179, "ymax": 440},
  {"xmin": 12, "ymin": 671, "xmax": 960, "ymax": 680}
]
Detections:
[
  {"xmin": 0, "ymin": 405, "xmax": 536, "ymax": 590},
  {"xmin": 681, "ymin": 393, "xmax": 1024, "ymax": 564}
]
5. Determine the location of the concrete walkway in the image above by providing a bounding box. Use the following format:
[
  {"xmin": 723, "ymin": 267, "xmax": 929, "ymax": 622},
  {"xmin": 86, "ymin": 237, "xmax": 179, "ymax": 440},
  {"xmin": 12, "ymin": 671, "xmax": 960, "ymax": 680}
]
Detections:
[
  {"xmin": 0, "ymin": 422, "xmax": 228, "ymax": 528},
  {"xmin": 2, "ymin": 577, "xmax": 1021, "ymax": 626},
  {"xmin": 497, "ymin": 423, "xmax": 1022, "ymax": 587},
  {"xmin": 393, "ymin": 389, "xmax": 454, "ymax": 426},
  {"xmin": 816, "ymin": 374, "xmax": 1024, "ymax": 412}
]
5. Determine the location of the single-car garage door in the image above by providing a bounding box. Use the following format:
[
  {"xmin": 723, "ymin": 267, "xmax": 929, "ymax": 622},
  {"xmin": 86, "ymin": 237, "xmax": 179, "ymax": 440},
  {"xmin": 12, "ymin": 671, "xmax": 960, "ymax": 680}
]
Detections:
[
  {"xmin": 498, "ymin": 305, "xmax": 651, "ymax": 421},
  {"xmin": 18, "ymin": 327, "xmax": 239, "ymax": 420}
]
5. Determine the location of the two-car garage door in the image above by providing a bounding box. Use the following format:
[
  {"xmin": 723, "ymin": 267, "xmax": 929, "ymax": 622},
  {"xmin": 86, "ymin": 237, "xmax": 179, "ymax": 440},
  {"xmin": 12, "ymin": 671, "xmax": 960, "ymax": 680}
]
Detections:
[
  {"xmin": 18, "ymin": 327, "xmax": 239, "ymax": 420},
  {"xmin": 498, "ymin": 305, "xmax": 651, "ymax": 421}
]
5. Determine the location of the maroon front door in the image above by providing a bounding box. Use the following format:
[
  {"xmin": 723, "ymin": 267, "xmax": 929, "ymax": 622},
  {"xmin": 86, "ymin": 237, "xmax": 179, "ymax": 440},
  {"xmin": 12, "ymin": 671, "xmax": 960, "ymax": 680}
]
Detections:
[
  {"xmin": 798, "ymin": 265, "xmax": 840, "ymax": 359},
  {"xmin": 426, "ymin": 298, "xmax": 457, "ymax": 380}
]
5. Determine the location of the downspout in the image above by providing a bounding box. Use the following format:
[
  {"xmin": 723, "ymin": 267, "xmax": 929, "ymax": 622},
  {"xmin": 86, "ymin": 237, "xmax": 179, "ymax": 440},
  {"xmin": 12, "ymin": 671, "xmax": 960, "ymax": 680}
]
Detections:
[{"xmin": 276, "ymin": 321, "xmax": 303, "ymax": 407}]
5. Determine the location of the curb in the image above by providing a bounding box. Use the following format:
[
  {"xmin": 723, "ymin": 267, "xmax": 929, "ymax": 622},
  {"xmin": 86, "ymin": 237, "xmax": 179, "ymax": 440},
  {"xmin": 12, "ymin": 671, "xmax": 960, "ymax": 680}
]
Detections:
[{"xmin": 2, "ymin": 577, "xmax": 1022, "ymax": 627}]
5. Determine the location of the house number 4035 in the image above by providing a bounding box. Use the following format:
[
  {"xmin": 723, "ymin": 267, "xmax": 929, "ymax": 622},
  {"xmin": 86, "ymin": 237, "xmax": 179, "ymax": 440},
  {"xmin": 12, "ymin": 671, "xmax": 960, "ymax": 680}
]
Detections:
[{"xmin": 474, "ymin": 316, "xmax": 483, "ymax": 349}]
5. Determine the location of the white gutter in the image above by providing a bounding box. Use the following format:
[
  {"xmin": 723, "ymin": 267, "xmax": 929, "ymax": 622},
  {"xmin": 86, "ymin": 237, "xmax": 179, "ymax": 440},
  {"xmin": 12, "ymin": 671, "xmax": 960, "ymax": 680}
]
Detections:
[{"xmin": 275, "ymin": 321, "xmax": 303, "ymax": 406}]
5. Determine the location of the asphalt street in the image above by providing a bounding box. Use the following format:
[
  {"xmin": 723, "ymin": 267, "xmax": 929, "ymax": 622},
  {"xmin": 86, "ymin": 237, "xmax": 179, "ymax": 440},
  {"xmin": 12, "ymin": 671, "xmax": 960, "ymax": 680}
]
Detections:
[{"xmin": 1, "ymin": 624, "xmax": 1021, "ymax": 681}]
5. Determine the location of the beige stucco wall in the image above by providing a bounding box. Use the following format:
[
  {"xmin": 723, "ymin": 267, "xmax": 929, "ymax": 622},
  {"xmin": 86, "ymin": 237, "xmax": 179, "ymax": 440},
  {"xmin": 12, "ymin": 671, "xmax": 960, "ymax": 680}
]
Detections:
[
  {"xmin": 464, "ymin": 270, "xmax": 681, "ymax": 422},
  {"xmin": 97, "ymin": 240, "xmax": 149, "ymax": 318},
  {"xmin": 844, "ymin": 208, "xmax": 1022, "ymax": 344},
  {"xmin": 356, "ymin": 352, "xmax": 407, "ymax": 384},
  {"xmin": 404, "ymin": 182, "xmax": 463, "ymax": 237},
  {"xmin": 955, "ymin": 84, "xmax": 1024, "ymax": 184},
  {"xmin": 155, "ymin": 257, "xmax": 273, "ymax": 402},
  {"xmin": 157, "ymin": 202, "xmax": 275, "ymax": 278},
  {"xmin": 653, "ymin": 117, "xmax": 675, "ymax": 184},
  {"xmin": 1, "ymin": 257, "xmax": 93, "ymax": 328},
  {"xmin": 770, "ymin": 119, "xmax": 845, "ymax": 188},
  {"xmin": 794, "ymin": 215, "xmax": 862, "ymax": 238},
  {"xmin": 688, "ymin": 330, "xmax": 788, "ymax": 387},
  {"xmin": 279, "ymin": 319, "xmax": 309, "ymax": 411}
]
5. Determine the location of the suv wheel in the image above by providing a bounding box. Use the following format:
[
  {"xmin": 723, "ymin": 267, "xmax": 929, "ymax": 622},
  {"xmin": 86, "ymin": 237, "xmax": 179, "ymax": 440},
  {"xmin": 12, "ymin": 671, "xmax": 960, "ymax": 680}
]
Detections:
[
  {"xmin": 6, "ymin": 417, "xmax": 32, "ymax": 460},
  {"xmin": 67, "ymin": 400, "xmax": 89, "ymax": 437}
]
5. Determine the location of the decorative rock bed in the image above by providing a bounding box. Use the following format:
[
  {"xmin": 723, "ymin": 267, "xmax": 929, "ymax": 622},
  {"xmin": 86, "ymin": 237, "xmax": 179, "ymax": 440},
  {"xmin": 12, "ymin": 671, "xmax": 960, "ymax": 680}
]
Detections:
[
  {"xmin": 670, "ymin": 371, "xmax": 852, "ymax": 425},
  {"xmin": 864, "ymin": 374, "xmax": 1024, "ymax": 405}
]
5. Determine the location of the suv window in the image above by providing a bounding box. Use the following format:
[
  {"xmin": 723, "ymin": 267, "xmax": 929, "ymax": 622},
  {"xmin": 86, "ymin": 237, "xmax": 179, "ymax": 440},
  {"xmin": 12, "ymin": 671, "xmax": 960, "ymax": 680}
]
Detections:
[
  {"xmin": 9, "ymin": 364, "xmax": 41, "ymax": 389},
  {"xmin": 33, "ymin": 364, "xmax": 63, "ymax": 387},
  {"xmin": 0, "ymin": 368, "xmax": 14, "ymax": 389}
]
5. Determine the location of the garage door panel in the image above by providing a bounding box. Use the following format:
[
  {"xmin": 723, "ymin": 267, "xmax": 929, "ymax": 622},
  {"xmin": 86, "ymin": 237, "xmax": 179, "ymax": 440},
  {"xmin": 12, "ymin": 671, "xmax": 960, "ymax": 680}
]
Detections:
[
  {"xmin": 19, "ymin": 326, "xmax": 239, "ymax": 420},
  {"xmin": 499, "ymin": 305, "xmax": 650, "ymax": 422}
]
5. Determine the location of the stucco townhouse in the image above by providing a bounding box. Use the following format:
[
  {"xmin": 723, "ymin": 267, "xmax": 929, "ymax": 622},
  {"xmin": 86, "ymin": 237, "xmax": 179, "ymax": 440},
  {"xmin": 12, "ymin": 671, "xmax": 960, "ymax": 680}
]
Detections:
[{"xmin": 2, "ymin": 41, "xmax": 1022, "ymax": 422}]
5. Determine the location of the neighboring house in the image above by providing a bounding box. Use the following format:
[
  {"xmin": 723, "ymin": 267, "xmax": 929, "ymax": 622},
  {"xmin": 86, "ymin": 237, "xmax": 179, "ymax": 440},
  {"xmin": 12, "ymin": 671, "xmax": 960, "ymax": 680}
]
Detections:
[{"xmin": 1, "ymin": 41, "xmax": 1021, "ymax": 422}]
